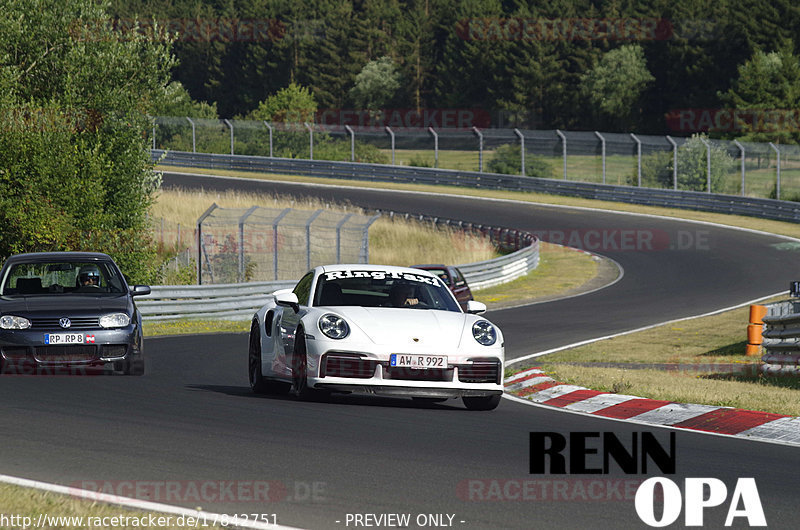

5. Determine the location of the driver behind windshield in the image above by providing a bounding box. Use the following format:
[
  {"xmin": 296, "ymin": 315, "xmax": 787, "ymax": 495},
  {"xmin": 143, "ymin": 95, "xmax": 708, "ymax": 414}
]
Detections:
[{"xmin": 76, "ymin": 265, "xmax": 101, "ymax": 290}]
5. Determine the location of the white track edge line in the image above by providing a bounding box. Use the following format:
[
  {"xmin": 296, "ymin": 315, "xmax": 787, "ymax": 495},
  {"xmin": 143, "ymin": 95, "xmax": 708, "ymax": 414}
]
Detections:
[
  {"xmin": 0, "ymin": 474, "xmax": 302, "ymax": 530},
  {"xmin": 507, "ymin": 290, "xmax": 786, "ymax": 365},
  {"xmin": 500, "ymin": 394, "xmax": 800, "ymax": 448}
]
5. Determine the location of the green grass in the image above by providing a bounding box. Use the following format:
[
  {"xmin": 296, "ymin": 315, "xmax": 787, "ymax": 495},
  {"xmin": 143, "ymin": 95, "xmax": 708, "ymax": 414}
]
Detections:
[{"xmin": 143, "ymin": 319, "xmax": 249, "ymax": 337}]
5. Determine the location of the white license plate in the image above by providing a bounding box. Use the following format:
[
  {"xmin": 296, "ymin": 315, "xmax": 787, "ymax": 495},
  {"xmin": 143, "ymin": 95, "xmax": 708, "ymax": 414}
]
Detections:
[
  {"xmin": 390, "ymin": 354, "xmax": 447, "ymax": 369},
  {"xmin": 44, "ymin": 333, "xmax": 85, "ymax": 345}
]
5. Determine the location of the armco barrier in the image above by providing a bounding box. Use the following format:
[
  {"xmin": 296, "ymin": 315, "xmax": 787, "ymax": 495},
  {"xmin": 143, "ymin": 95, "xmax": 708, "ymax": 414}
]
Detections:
[
  {"xmin": 138, "ymin": 225, "xmax": 539, "ymax": 321},
  {"xmin": 759, "ymin": 300, "xmax": 800, "ymax": 374},
  {"xmin": 153, "ymin": 149, "xmax": 800, "ymax": 224}
]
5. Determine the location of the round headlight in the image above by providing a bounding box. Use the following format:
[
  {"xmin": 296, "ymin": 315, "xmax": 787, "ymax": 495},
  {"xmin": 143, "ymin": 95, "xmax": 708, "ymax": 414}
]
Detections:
[
  {"xmin": 0, "ymin": 315, "xmax": 31, "ymax": 329},
  {"xmin": 99, "ymin": 313, "xmax": 131, "ymax": 328},
  {"xmin": 472, "ymin": 320, "xmax": 497, "ymax": 346},
  {"xmin": 319, "ymin": 314, "xmax": 350, "ymax": 339}
]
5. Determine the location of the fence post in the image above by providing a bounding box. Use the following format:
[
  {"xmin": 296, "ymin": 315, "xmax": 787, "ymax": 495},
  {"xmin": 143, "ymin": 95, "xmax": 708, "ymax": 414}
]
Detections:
[
  {"xmin": 223, "ymin": 119, "xmax": 234, "ymax": 155},
  {"xmin": 345, "ymin": 125, "xmax": 355, "ymax": 162},
  {"xmin": 150, "ymin": 116, "xmax": 156, "ymax": 150},
  {"xmin": 555, "ymin": 129, "xmax": 567, "ymax": 180},
  {"xmin": 472, "ymin": 126, "xmax": 483, "ymax": 172},
  {"xmin": 666, "ymin": 135, "xmax": 678, "ymax": 190},
  {"xmin": 699, "ymin": 137, "xmax": 712, "ymax": 193},
  {"xmin": 385, "ymin": 126, "xmax": 395, "ymax": 165},
  {"xmin": 263, "ymin": 121, "xmax": 273, "ymax": 157},
  {"xmin": 360, "ymin": 214, "xmax": 381, "ymax": 263},
  {"xmin": 513, "ymin": 128, "xmax": 525, "ymax": 177},
  {"xmin": 769, "ymin": 142, "xmax": 781, "ymax": 200},
  {"xmin": 305, "ymin": 209, "xmax": 324, "ymax": 270},
  {"xmin": 304, "ymin": 122, "xmax": 313, "ymax": 160},
  {"xmin": 428, "ymin": 127, "xmax": 439, "ymax": 168},
  {"xmin": 630, "ymin": 133, "xmax": 642, "ymax": 187},
  {"xmin": 273, "ymin": 208, "xmax": 292, "ymax": 280},
  {"xmin": 335, "ymin": 213, "xmax": 353, "ymax": 263},
  {"xmin": 594, "ymin": 131, "xmax": 606, "ymax": 184},
  {"xmin": 733, "ymin": 140, "xmax": 746, "ymax": 196},
  {"xmin": 186, "ymin": 117, "xmax": 196, "ymax": 153},
  {"xmin": 196, "ymin": 203, "xmax": 218, "ymax": 285},
  {"xmin": 238, "ymin": 206, "xmax": 258, "ymax": 283}
]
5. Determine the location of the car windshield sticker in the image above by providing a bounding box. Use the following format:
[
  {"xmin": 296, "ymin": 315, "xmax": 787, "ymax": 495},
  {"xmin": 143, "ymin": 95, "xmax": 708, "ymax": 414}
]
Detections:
[{"xmin": 323, "ymin": 270, "xmax": 436, "ymax": 285}]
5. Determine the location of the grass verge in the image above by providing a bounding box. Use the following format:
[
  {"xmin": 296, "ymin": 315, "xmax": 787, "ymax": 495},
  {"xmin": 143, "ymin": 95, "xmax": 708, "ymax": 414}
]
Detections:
[
  {"xmin": 0, "ymin": 483, "xmax": 224, "ymax": 529},
  {"xmin": 514, "ymin": 297, "xmax": 800, "ymax": 416}
]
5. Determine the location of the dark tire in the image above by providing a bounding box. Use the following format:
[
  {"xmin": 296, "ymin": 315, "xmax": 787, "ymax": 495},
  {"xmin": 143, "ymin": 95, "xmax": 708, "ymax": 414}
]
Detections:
[
  {"xmin": 463, "ymin": 394, "xmax": 502, "ymax": 411},
  {"xmin": 123, "ymin": 349, "xmax": 145, "ymax": 375},
  {"xmin": 291, "ymin": 332, "xmax": 322, "ymax": 401},
  {"xmin": 249, "ymin": 322, "xmax": 271, "ymax": 394}
]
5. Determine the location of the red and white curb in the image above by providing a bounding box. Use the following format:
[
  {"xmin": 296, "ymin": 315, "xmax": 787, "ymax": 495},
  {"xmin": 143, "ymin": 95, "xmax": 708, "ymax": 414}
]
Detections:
[{"xmin": 504, "ymin": 368, "xmax": 800, "ymax": 447}]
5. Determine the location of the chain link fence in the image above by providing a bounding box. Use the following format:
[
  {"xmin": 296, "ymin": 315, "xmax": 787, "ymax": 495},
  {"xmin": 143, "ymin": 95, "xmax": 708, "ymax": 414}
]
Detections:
[
  {"xmin": 175, "ymin": 204, "xmax": 381, "ymax": 284},
  {"xmin": 153, "ymin": 116, "xmax": 800, "ymax": 200}
]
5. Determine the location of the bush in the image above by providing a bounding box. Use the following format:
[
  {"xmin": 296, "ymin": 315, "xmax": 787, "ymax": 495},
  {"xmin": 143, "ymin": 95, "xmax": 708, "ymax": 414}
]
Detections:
[
  {"xmin": 487, "ymin": 144, "xmax": 555, "ymax": 178},
  {"xmin": 408, "ymin": 153, "xmax": 434, "ymax": 167}
]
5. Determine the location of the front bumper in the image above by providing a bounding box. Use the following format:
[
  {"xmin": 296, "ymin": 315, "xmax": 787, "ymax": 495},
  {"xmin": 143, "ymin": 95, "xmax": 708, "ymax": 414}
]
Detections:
[{"xmin": 0, "ymin": 326, "xmax": 139, "ymax": 373}]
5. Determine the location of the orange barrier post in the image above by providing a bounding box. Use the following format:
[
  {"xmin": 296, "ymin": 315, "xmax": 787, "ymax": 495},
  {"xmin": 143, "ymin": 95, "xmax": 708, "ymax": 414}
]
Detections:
[{"xmin": 746, "ymin": 304, "xmax": 767, "ymax": 356}]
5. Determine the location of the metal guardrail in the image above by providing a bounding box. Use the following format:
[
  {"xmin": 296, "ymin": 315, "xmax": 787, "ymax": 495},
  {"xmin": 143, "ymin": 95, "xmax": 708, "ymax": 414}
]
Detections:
[
  {"xmin": 153, "ymin": 149, "xmax": 800, "ymax": 224},
  {"xmin": 759, "ymin": 300, "xmax": 800, "ymax": 374},
  {"xmin": 137, "ymin": 218, "xmax": 539, "ymax": 321}
]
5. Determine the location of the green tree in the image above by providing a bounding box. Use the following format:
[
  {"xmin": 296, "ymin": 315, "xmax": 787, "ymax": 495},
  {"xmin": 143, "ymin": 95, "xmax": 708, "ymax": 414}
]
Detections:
[
  {"xmin": 486, "ymin": 144, "xmax": 555, "ymax": 178},
  {"xmin": 580, "ymin": 44, "xmax": 654, "ymax": 129},
  {"xmin": 633, "ymin": 135, "xmax": 736, "ymax": 192},
  {"xmin": 246, "ymin": 82, "xmax": 317, "ymax": 123},
  {"xmin": 719, "ymin": 46, "xmax": 800, "ymax": 143},
  {"xmin": 349, "ymin": 56, "xmax": 401, "ymax": 110},
  {"xmin": 0, "ymin": 0, "xmax": 174, "ymax": 281}
]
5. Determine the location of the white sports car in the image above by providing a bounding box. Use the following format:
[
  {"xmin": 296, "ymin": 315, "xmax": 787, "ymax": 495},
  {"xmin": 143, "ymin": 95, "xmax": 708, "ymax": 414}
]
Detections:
[{"xmin": 248, "ymin": 264, "xmax": 504, "ymax": 410}]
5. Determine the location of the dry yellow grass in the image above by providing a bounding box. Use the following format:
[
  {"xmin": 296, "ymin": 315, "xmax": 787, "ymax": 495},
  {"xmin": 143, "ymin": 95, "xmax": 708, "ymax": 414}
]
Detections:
[{"xmin": 150, "ymin": 187, "xmax": 498, "ymax": 266}]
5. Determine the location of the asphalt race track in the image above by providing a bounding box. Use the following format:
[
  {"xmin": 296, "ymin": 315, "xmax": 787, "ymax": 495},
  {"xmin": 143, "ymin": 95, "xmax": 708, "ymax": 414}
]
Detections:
[{"xmin": 2, "ymin": 172, "xmax": 799, "ymax": 529}]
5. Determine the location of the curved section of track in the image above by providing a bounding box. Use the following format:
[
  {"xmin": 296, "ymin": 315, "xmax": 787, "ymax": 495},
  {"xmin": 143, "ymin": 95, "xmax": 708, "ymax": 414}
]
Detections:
[{"xmin": 1, "ymin": 172, "xmax": 798, "ymax": 529}]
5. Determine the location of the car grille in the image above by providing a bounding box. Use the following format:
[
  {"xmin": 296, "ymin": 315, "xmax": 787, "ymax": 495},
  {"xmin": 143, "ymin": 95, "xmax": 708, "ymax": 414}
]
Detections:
[
  {"xmin": 30, "ymin": 317, "xmax": 100, "ymax": 330},
  {"xmin": 458, "ymin": 361, "xmax": 501, "ymax": 384},
  {"xmin": 321, "ymin": 354, "xmax": 377, "ymax": 378},
  {"xmin": 34, "ymin": 345, "xmax": 97, "ymax": 362},
  {"xmin": 1, "ymin": 346, "xmax": 29, "ymax": 359},
  {"xmin": 383, "ymin": 366, "xmax": 450, "ymax": 382}
]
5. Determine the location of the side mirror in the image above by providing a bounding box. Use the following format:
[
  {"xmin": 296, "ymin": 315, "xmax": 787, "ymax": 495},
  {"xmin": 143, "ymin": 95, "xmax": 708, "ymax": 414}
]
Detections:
[
  {"xmin": 274, "ymin": 289, "xmax": 300, "ymax": 313},
  {"xmin": 466, "ymin": 300, "xmax": 486, "ymax": 315},
  {"xmin": 130, "ymin": 285, "xmax": 151, "ymax": 297}
]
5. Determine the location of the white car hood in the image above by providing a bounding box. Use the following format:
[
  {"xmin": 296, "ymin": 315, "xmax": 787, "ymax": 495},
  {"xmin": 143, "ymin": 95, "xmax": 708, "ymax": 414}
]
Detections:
[{"xmin": 331, "ymin": 307, "xmax": 468, "ymax": 349}]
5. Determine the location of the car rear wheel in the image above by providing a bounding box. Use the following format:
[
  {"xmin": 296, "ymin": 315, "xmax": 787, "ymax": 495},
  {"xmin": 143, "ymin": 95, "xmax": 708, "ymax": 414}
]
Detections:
[{"xmin": 463, "ymin": 394, "xmax": 502, "ymax": 411}]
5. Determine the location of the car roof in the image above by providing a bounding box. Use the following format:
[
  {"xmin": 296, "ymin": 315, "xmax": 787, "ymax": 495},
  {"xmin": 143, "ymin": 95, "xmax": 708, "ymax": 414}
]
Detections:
[
  {"xmin": 318, "ymin": 263, "xmax": 438, "ymax": 279},
  {"xmin": 3, "ymin": 252, "xmax": 114, "ymax": 264}
]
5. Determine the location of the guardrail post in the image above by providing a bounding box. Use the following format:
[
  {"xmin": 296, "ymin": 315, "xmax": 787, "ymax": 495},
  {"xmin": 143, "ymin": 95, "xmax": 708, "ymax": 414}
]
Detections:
[
  {"xmin": 345, "ymin": 125, "xmax": 355, "ymax": 162},
  {"xmin": 514, "ymin": 128, "xmax": 525, "ymax": 177},
  {"xmin": 361, "ymin": 214, "xmax": 381, "ymax": 263},
  {"xmin": 472, "ymin": 126, "xmax": 483, "ymax": 172},
  {"xmin": 335, "ymin": 213, "xmax": 353, "ymax": 263},
  {"xmin": 666, "ymin": 135, "xmax": 678, "ymax": 190},
  {"xmin": 263, "ymin": 121, "xmax": 273, "ymax": 157},
  {"xmin": 305, "ymin": 122, "xmax": 314, "ymax": 160},
  {"xmin": 385, "ymin": 126, "xmax": 395, "ymax": 165},
  {"xmin": 196, "ymin": 203, "xmax": 218, "ymax": 285},
  {"xmin": 223, "ymin": 119, "xmax": 234, "ymax": 155},
  {"xmin": 733, "ymin": 140, "xmax": 746, "ymax": 196},
  {"xmin": 238, "ymin": 206, "xmax": 258, "ymax": 283},
  {"xmin": 556, "ymin": 129, "xmax": 567, "ymax": 180},
  {"xmin": 769, "ymin": 142, "xmax": 781, "ymax": 200},
  {"xmin": 186, "ymin": 117, "xmax": 196, "ymax": 153},
  {"xmin": 273, "ymin": 208, "xmax": 291, "ymax": 280},
  {"xmin": 428, "ymin": 127, "xmax": 439, "ymax": 168},
  {"xmin": 594, "ymin": 131, "xmax": 606, "ymax": 184},
  {"xmin": 630, "ymin": 133, "xmax": 642, "ymax": 187},
  {"xmin": 699, "ymin": 136, "xmax": 712, "ymax": 193},
  {"xmin": 305, "ymin": 209, "xmax": 324, "ymax": 270}
]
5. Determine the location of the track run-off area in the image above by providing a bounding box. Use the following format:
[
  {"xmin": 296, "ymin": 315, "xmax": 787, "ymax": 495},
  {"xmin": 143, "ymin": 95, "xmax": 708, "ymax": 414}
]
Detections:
[{"xmin": 1, "ymin": 171, "xmax": 799, "ymax": 529}]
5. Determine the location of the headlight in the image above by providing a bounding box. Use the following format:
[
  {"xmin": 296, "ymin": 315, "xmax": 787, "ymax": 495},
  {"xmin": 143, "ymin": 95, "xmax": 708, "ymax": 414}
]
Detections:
[
  {"xmin": 472, "ymin": 320, "xmax": 497, "ymax": 346},
  {"xmin": 99, "ymin": 313, "xmax": 131, "ymax": 328},
  {"xmin": 0, "ymin": 315, "xmax": 31, "ymax": 329},
  {"xmin": 318, "ymin": 314, "xmax": 349, "ymax": 339}
]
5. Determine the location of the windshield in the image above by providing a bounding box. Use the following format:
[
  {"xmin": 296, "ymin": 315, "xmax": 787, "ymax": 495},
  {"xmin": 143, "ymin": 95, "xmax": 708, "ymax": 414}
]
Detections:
[
  {"xmin": 0, "ymin": 261, "xmax": 126, "ymax": 295},
  {"xmin": 313, "ymin": 269, "xmax": 461, "ymax": 312}
]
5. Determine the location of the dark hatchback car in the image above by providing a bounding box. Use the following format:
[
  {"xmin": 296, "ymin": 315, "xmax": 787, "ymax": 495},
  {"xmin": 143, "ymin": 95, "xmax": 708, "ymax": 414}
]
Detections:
[
  {"xmin": 0, "ymin": 252, "xmax": 151, "ymax": 375},
  {"xmin": 411, "ymin": 264, "xmax": 474, "ymax": 311}
]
